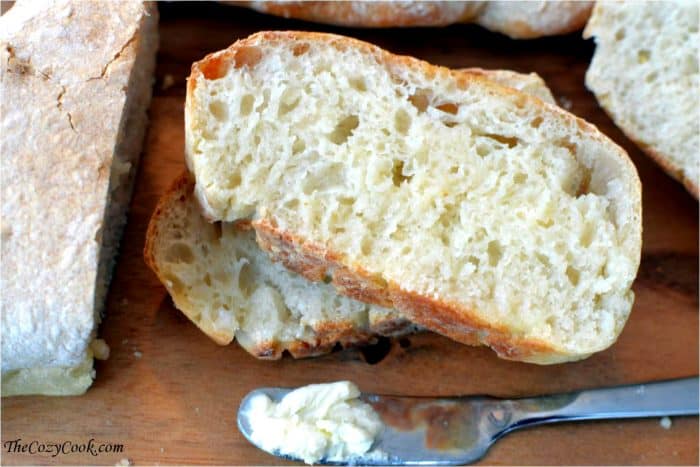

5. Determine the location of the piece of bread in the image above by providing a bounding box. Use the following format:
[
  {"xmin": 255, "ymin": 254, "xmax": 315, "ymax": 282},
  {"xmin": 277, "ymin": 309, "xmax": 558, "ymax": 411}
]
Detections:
[
  {"xmin": 0, "ymin": 0, "xmax": 158, "ymax": 396},
  {"xmin": 584, "ymin": 1, "xmax": 699, "ymax": 198},
  {"xmin": 186, "ymin": 32, "xmax": 642, "ymax": 364},
  {"xmin": 148, "ymin": 68, "xmax": 556, "ymax": 359},
  {"xmin": 238, "ymin": 1, "xmax": 593, "ymax": 39},
  {"xmin": 145, "ymin": 173, "xmax": 418, "ymax": 359}
]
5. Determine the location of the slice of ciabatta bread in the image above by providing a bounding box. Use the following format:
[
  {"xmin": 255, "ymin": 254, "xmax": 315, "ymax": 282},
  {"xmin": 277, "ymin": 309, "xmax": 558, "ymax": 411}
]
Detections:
[
  {"xmin": 239, "ymin": 1, "xmax": 593, "ymax": 39},
  {"xmin": 145, "ymin": 173, "xmax": 417, "ymax": 359},
  {"xmin": 146, "ymin": 68, "xmax": 555, "ymax": 359},
  {"xmin": 584, "ymin": 1, "xmax": 699, "ymax": 198},
  {"xmin": 185, "ymin": 31, "xmax": 642, "ymax": 363}
]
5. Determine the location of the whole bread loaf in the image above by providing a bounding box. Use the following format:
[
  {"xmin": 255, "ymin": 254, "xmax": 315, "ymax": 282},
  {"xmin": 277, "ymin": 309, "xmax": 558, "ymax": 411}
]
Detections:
[
  {"xmin": 0, "ymin": 0, "xmax": 158, "ymax": 395},
  {"xmin": 240, "ymin": 1, "xmax": 593, "ymax": 39},
  {"xmin": 147, "ymin": 68, "xmax": 556, "ymax": 359},
  {"xmin": 186, "ymin": 32, "xmax": 642, "ymax": 363},
  {"xmin": 584, "ymin": 1, "xmax": 699, "ymax": 197}
]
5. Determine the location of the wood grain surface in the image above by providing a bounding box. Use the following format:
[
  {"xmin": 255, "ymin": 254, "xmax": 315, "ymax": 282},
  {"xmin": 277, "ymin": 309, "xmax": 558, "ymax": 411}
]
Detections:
[{"xmin": 2, "ymin": 3, "xmax": 698, "ymax": 465}]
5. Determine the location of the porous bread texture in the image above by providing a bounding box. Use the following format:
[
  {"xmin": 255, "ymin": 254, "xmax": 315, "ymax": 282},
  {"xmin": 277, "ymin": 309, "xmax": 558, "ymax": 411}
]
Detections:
[
  {"xmin": 0, "ymin": 0, "xmax": 158, "ymax": 394},
  {"xmin": 145, "ymin": 174, "xmax": 417, "ymax": 359},
  {"xmin": 584, "ymin": 1, "xmax": 699, "ymax": 197},
  {"xmin": 147, "ymin": 68, "xmax": 554, "ymax": 358},
  {"xmin": 186, "ymin": 31, "xmax": 642, "ymax": 363},
  {"xmin": 242, "ymin": 1, "xmax": 593, "ymax": 39}
]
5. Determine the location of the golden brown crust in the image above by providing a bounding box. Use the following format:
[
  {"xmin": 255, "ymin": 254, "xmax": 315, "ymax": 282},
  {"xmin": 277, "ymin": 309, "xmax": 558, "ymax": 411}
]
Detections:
[
  {"xmin": 254, "ymin": 219, "xmax": 564, "ymax": 363},
  {"xmin": 236, "ymin": 1, "xmax": 591, "ymax": 39}
]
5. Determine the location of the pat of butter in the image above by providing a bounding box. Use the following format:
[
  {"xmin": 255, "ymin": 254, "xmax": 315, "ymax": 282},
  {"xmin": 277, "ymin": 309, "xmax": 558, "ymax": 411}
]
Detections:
[{"xmin": 246, "ymin": 381, "xmax": 383, "ymax": 464}]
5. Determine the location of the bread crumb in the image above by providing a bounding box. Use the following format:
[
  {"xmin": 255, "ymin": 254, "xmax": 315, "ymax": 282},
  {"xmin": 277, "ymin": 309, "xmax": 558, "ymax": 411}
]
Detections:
[
  {"xmin": 660, "ymin": 416, "xmax": 672, "ymax": 429},
  {"xmin": 115, "ymin": 459, "xmax": 132, "ymax": 466},
  {"xmin": 160, "ymin": 447, "xmax": 164, "ymax": 453},
  {"xmin": 133, "ymin": 351, "xmax": 143, "ymax": 359},
  {"xmin": 195, "ymin": 407, "xmax": 200, "ymax": 414},
  {"xmin": 558, "ymin": 96, "xmax": 573, "ymax": 110},
  {"xmin": 90, "ymin": 339, "xmax": 111, "ymax": 360},
  {"xmin": 162, "ymin": 74, "xmax": 175, "ymax": 90},
  {"xmin": 122, "ymin": 339, "xmax": 129, "ymax": 345}
]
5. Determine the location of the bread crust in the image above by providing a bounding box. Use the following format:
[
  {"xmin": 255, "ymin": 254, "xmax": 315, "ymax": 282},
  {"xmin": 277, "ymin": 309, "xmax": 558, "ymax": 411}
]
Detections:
[
  {"xmin": 238, "ymin": 1, "xmax": 592, "ymax": 39},
  {"xmin": 254, "ymin": 218, "xmax": 575, "ymax": 364},
  {"xmin": 144, "ymin": 173, "xmax": 418, "ymax": 359}
]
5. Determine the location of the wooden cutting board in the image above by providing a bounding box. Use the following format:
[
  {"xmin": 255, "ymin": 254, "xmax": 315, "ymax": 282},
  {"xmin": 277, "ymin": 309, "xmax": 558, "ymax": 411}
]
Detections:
[{"xmin": 2, "ymin": 3, "xmax": 698, "ymax": 465}]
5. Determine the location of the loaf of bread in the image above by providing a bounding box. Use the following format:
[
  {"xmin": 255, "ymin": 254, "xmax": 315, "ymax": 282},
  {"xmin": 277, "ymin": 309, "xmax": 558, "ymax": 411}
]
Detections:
[
  {"xmin": 186, "ymin": 32, "xmax": 642, "ymax": 364},
  {"xmin": 0, "ymin": 0, "xmax": 158, "ymax": 395},
  {"xmin": 239, "ymin": 1, "xmax": 593, "ymax": 39},
  {"xmin": 584, "ymin": 1, "xmax": 699, "ymax": 197},
  {"xmin": 147, "ymin": 68, "xmax": 556, "ymax": 358},
  {"xmin": 145, "ymin": 173, "xmax": 417, "ymax": 359}
]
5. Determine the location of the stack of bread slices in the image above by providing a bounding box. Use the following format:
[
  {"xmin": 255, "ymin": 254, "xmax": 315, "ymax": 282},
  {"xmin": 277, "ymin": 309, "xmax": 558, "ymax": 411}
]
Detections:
[{"xmin": 146, "ymin": 31, "xmax": 642, "ymax": 365}]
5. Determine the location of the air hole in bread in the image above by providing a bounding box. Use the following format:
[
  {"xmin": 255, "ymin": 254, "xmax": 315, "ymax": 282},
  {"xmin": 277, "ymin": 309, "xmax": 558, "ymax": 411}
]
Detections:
[
  {"xmin": 615, "ymin": 29, "xmax": 625, "ymax": 41},
  {"xmin": 209, "ymin": 100, "xmax": 228, "ymax": 121},
  {"xmin": 323, "ymin": 274, "xmax": 332, "ymax": 284},
  {"xmin": 514, "ymin": 173, "xmax": 528, "ymax": 184},
  {"xmin": 535, "ymin": 253, "xmax": 551, "ymax": 269},
  {"xmin": 360, "ymin": 336, "xmax": 391, "ymax": 364},
  {"xmin": 165, "ymin": 242, "xmax": 195, "ymax": 264},
  {"xmin": 443, "ymin": 121, "xmax": 458, "ymax": 128},
  {"xmin": 278, "ymin": 89, "xmax": 301, "ymax": 116},
  {"xmin": 292, "ymin": 43, "xmax": 309, "ymax": 56},
  {"xmin": 436, "ymin": 102, "xmax": 459, "ymax": 115},
  {"xmin": 233, "ymin": 45, "xmax": 262, "ymax": 69},
  {"xmin": 481, "ymin": 133, "xmax": 520, "ymax": 148},
  {"xmin": 576, "ymin": 167, "xmax": 592, "ymax": 197},
  {"xmin": 394, "ymin": 109, "xmax": 411, "ymax": 134},
  {"xmin": 238, "ymin": 263, "xmax": 254, "ymax": 298},
  {"xmin": 487, "ymin": 240, "xmax": 503, "ymax": 267},
  {"xmin": 203, "ymin": 273, "xmax": 212, "ymax": 286},
  {"xmin": 476, "ymin": 144, "xmax": 490, "ymax": 157},
  {"xmin": 349, "ymin": 77, "xmax": 367, "ymax": 92},
  {"xmin": 408, "ymin": 89, "xmax": 430, "ymax": 113},
  {"xmin": 329, "ymin": 115, "xmax": 359, "ymax": 144},
  {"xmin": 538, "ymin": 218, "xmax": 554, "ymax": 229},
  {"xmin": 240, "ymin": 94, "xmax": 254, "ymax": 116},
  {"xmin": 580, "ymin": 223, "xmax": 595, "ymax": 247},
  {"xmin": 292, "ymin": 137, "xmax": 305, "ymax": 154},
  {"xmin": 637, "ymin": 49, "xmax": 650, "ymax": 64},
  {"xmin": 645, "ymin": 71, "xmax": 658, "ymax": 83},
  {"xmin": 226, "ymin": 172, "xmax": 241, "ymax": 189},
  {"xmin": 256, "ymin": 89, "xmax": 270, "ymax": 112},
  {"xmin": 566, "ymin": 266, "xmax": 580, "ymax": 286},
  {"xmin": 212, "ymin": 222, "xmax": 223, "ymax": 240},
  {"xmin": 360, "ymin": 237, "xmax": 372, "ymax": 256},
  {"xmin": 391, "ymin": 159, "xmax": 412, "ymax": 186},
  {"xmin": 531, "ymin": 116, "xmax": 543, "ymax": 129}
]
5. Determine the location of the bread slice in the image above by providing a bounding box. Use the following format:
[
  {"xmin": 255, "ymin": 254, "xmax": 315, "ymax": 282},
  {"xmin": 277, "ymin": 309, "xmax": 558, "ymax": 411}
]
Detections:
[
  {"xmin": 0, "ymin": 0, "xmax": 158, "ymax": 395},
  {"xmin": 147, "ymin": 68, "xmax": 555, "ymax": 359},
  {"xmin": 186, "ymin": 31, "xmax": 642, "ymax": 363},
  {"xmin": 145, "ymin": 173, "xmax": 418, "ymax": 359},
  {"xmin": 240, "ymin": 1, "xmax": 593, "ymax": 39},
  {"xmin": 584, "ymin": 1, "xmax": 699, "ymax": 197}
]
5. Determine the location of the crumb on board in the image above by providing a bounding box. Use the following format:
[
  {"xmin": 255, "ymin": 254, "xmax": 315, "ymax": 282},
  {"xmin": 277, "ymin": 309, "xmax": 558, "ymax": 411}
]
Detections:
[
  {"xmin": 660, "ymin": 416, "xmax": 672, "ymax": 429},
  {"xmin": 160, "ymin": 447, "xmax": 164, "ymax": 453},
  {"xmin": 558, "ymin": 95, "xmax": 573, "ymax": 110},
  {"xmin": 90, "ymin": 338, "xmax": 111, "ymax": 360},
  {"xmin": 122, "ymin": 339, "xmax": 129, "ymax": 345},
  {"xmin": 115, "ymin": 459, "xmax": 132, "ymax": 466},
  {"xmin": 162, "ymin": 74, "xmax": 175, "ymax": 90},
  {"xmin": 134, "ymin": 351, "xmax": 143, "ymax": 359}
]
